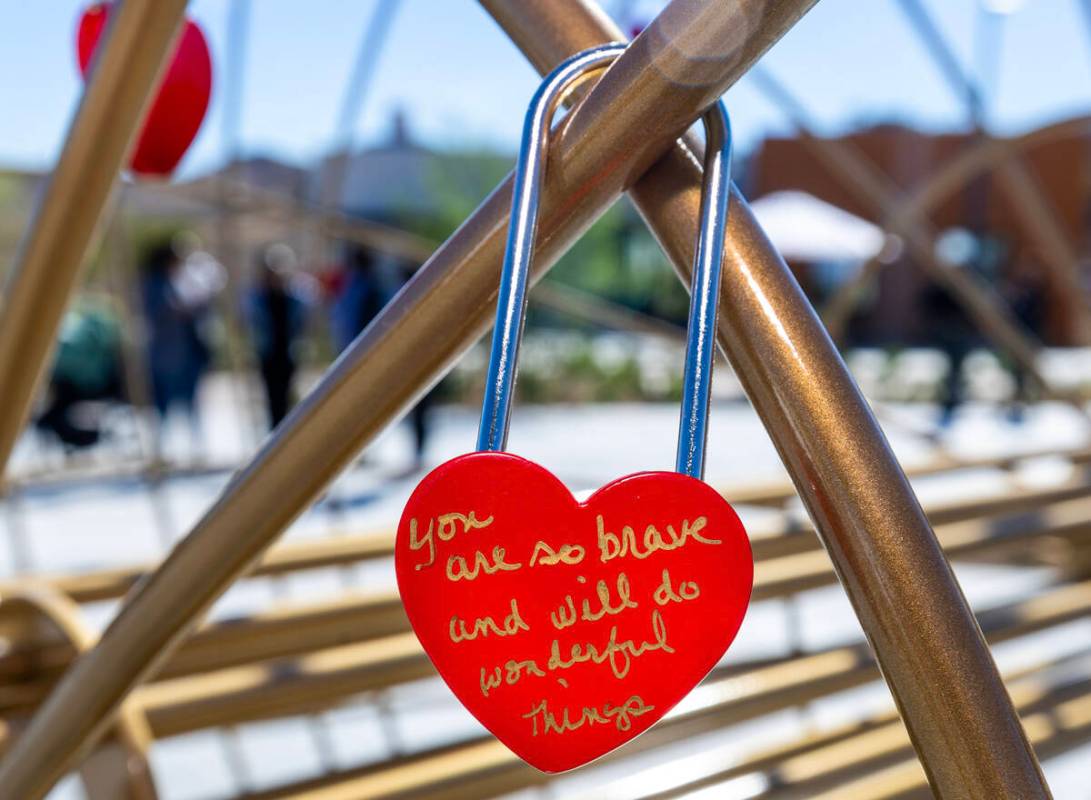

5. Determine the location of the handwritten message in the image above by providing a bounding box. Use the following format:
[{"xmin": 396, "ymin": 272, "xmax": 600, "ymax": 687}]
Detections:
[{"xmin": 407, "ymin": 508, "xmax": 721, "ymax": 737}]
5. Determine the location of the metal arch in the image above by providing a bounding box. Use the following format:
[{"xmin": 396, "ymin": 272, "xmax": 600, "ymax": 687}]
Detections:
[
  {"xmin": 0, "ymin": 0, "xmax": 190, "ymax": 473},
  {"xmin": 893, "ymin": 0, "xmax": 1091, "ymax": 344},
  {"xmin": 478, "ymin": 44, "xmax": 631, "ymax": 453},
  {"xmin": 899, "ymin": 115, "xmax": 1091, "ymax": 230},
  {"xmin": 823, "ymin": 115, "xmax": 1091, "ymax": 342},
  {"xmin": 748, "ymin": 66, "xmax": 1072, "ymax": 406}
]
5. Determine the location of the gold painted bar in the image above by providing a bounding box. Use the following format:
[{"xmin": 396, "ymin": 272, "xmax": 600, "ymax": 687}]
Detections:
[
  {"xmin": 483, "ymin": 0, "xmax": 1050, "ymax": 796},
  {"xmin": 0, "ymin": 0, "xmax": 190, "ymax": 472},
  {"xmin": 0, "ymin": 0, "xmax": 820, "ymax": 796}
]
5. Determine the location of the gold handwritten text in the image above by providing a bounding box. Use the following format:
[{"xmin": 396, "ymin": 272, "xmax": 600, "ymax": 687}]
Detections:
[
  {"xmin": 480, "ymin": 658, "xmax": 547, "ymax": 697},
  {"xmin": 522, "ymin": 695, "xmax": 656, "ymax": 735},
  {"xmin": 409, "ymin": 511, "xmax": 494, "ymax": 570},
  {"xmin": 597, "ymin": 515, "xmax": 720, "ymax": 563},
  {"xmin": 529, "ymin": 540, "xmax": 585, "ymax": 567},
  {"xmin": 450, "ymin": 599, "xmax": 529, "ymax": 643},
  {"xmin": 550, "ymin": 572, "xmax": 637, "ymax": 630},
  {"xmin": 446, "ymin": 546, "xmax": 521, "ymax": 581},
  {"xmin": 548, "ymin": 609, "xmax": 674, "ymax": 679},
  {"xmin": 653, "ymin": 569, "xmax": 701, "ymax": 606}
]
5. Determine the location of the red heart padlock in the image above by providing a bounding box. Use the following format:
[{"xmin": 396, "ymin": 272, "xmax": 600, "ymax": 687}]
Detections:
[
  {"xmin": 77, "ymin": 3, "xmax": 212, "ymax": 177},
  {"xmin": 397, "ymin": 45, "xmax": 745, "ymax": 772},
  {"xmin": 396, "ymin": 452, "xmax": 752, "ymax": 772}
]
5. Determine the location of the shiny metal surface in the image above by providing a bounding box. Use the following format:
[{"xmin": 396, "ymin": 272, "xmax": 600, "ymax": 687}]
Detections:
[
  {"xmin": 638, "ymin": 149, "xmax": 1051, "ymax": 800},
  {"xmin": 485, "ymin": 0, "xmax": 1049, "ymax": 797},
  {"xmin": 675, "ymin": 103, "xmax": 731, "ymax": 478},
  {"xmin": 0, "ymin": 590, "xmax": 157, "ymax": 800},
  {"xmin": 478, "ymin": 44, "xmax": 626, "ymax": 452},
  {"xmin": 0, "ymin": 1, "xmax": 817, "ymax": 796},
  {"xmin": 0, "ymin": 0, "xmax": 190, "ymax": 473},
  {"xmin": 476, "ymin": 42, "xmax": 734, "ymax": 481}
]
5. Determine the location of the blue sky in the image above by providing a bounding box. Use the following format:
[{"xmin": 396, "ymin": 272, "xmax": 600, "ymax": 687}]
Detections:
[{"xmin": 1, "ymin": 0, "xmax": 1089, "ymax": 178}]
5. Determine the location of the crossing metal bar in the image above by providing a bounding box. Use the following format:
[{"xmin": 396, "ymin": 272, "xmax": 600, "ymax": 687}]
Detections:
[
  {"xmin": 0, "ymin": 0, "xmax": 190, "ymax": 473},
  {"xmin": 483, "ymin": 1, "xmax": 1049, "ymax": 797},
  {"xmin": 0, "ymin": 1, "xmax": 819, "ymax": 796},
  {"xmin": 0, "ymin": 590, "xmax": 158, "ymax": 800}
]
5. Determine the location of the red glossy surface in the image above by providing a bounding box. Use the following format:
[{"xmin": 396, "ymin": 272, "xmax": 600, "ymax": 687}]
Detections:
[
  {"xmin": 396, "ymin": 452, "xmax": 752, "ymax": 772},
  {"xmin": 77, "ymin": 3, "xmax": 211, "ymax": 177}
]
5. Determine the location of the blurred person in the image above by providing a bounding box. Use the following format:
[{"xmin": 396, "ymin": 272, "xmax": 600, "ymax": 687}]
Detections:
[
  {"xmin": 920, "ymin": 277, "xmax": 976, "ymax": 427},
  {"xmin": 330, "ymin": 247, "xmax": 390, "ymax": 352},
  {"xmin": 1002, "ymin": 258, "xmax": 1047, "ymax": 423},
  {"xmin": 331, "ymin": 246, "xmax": 435, "ymax": 469},
  {"xmin": 36, "ymin": 297, "xmax": 124, "ymax": 449},
  {"xmin": 245, "ymin": 244, "xmax": 312, "ymax": 429},
  {"xmin": 140, "ymin": 237, "xmax": 223, "ymax": 446}
]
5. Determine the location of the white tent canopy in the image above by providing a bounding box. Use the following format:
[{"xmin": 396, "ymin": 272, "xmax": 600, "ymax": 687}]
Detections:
[{"xmin": 748, "ymin": 190, "xmax": 887, "ymax": 264}]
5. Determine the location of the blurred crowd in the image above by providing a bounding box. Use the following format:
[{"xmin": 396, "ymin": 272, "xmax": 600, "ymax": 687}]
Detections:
[
  {"xmin": 35, "ymin": 234, "xmax": 435, "ymax": 467},
  {"xmin": 32, "ymin": 224, "xmax": 1052, "ymax": 466}
]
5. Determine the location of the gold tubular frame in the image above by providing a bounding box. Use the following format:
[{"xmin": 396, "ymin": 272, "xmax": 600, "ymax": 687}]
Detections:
[
  {"xmin": 0, "ymin": 0, "xmax": 1052, "ymax": 798},
  {"xmin": 484, "ymin": 3, "xmax": 1047, "ymax": 797},
  {"xmin": 0, "ymin": 0, "xmax": 189, "ymax": 473},
  {"xmin": 0, "ymin": 589, "xmax": 157, "ymax": 800}
]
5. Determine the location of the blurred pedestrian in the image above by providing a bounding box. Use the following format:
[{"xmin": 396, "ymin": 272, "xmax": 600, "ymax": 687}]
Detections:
[
  {"xmin": 36, "ymin": 297, "xmax": 124, "ymax": 449},
  {"xmin": 920, "ymin": 276, "xmax": 976, "ymax": 427},
  {"xmin": 140, "ymin": 236, "xmax": 223, "ymax": 447},
  {"xmin": 1002, "ymin": 258, "xmax": 1047, "ymax": 422},
  {"xmin": 245, "ymin": 244, "xmax": 311, "ymax": 429},
  {"xmin": 330, "ymin": 247, "xmax": 390, "ymax": 352},
  {"xmin": 331, "ymin": 246, "xmax": 435, "ymax": 469}
]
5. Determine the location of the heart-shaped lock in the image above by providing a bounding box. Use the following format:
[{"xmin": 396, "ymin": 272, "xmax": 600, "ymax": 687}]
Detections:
[{"xmin": 397, "ymin": 43, "xmax": 752, "ymax": 773}]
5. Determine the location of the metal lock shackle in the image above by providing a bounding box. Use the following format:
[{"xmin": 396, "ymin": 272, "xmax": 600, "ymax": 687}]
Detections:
[{"xmin": 477, "ymin": 43, "xmax": 733, "ymax": 479}]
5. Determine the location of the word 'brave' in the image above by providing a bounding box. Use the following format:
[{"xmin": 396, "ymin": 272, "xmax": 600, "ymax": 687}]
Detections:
[{"xmin": 596, "ymin": 515, "xmax": 720, "ymax": 562}]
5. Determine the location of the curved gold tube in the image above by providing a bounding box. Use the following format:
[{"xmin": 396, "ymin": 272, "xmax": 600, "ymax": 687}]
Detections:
[
  {"xmin": 0, "ymin": 589, "xmax": 157, "ymax": 800},
  {"xmin": 0, "ymin": 0, "xmax": 190, "ymax": 472},
  {"xmin": 0, "ymin": 1, "xmax": 818, "ymax": 796},
  {"xmin": 484, "ymin": 0, "xmax": 1049, "ymax": 797}
]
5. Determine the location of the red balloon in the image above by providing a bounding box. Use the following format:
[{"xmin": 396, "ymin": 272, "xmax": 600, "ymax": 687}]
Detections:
[
  {"xmin": 77, "ymin": 3, "xmax": 212, "ymax": 178},
  {"xmin": 396, "ymin": 452, "xmax": 753, "ymax": 772}
]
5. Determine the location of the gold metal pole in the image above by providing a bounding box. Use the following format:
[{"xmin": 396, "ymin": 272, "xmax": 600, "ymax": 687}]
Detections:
[
  {"xmin": 0, "ymin": 0, "xmax": 190, "ymax": 472},
  {"xmin": 0, "ymin": 590, "xmax": 157, "ymax": 800},
  {"xmin": 0, "ymin": 2, "xmax": 818, "ymax": 796},
  {"xmin": 483, "ymin": 1, "xmax": 1049, "ymax": 797}
]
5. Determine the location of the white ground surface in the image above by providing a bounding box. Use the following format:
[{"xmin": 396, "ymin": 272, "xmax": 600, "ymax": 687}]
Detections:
[{"xmin": 4, "ymin": 373, "xmax": 1091, "ymax": 799}]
